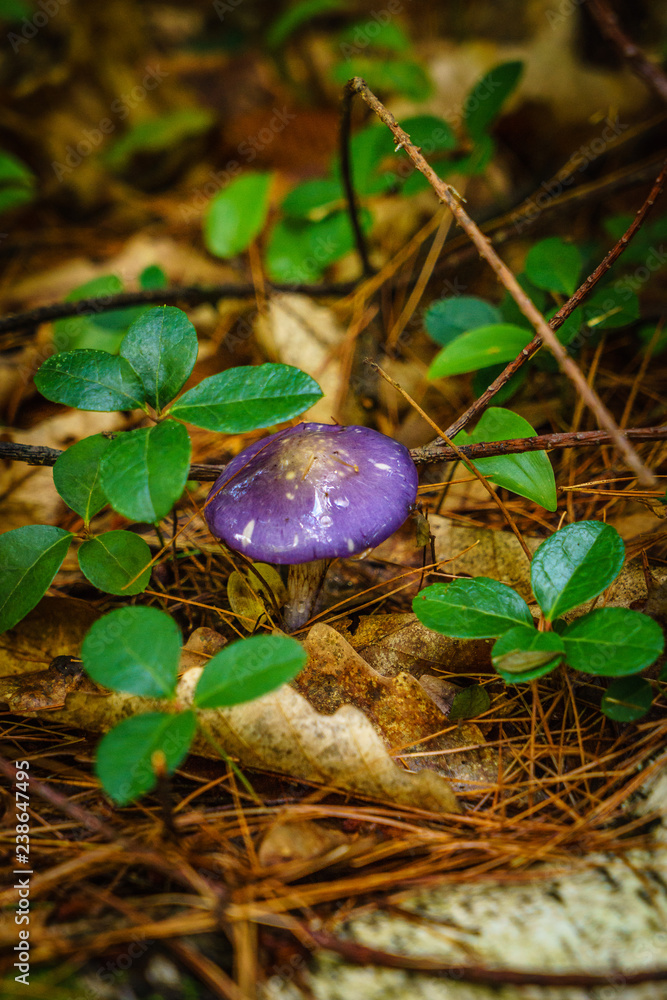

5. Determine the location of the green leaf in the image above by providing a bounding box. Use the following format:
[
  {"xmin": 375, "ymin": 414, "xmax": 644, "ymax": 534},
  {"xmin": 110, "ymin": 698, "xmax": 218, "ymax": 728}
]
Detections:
[
  {"xmin": 100, "ymin": 419, "xmax": 191, "ymax": 524},
  {"xmin": 400, "ymin": 114, "xmax": 457, "ymax": 153},
  {"xmin": 525, "ymin": 237, "xmax": 582, "ymax": 297},
  {"xmin": 82, "ymin": 606, "xmax": 182, "ymax": 698},
  {"xmin": 424, "ymin": 296, "xmax": 501, "ymax": 347},
  {"xmin": 266, "ymin": 208, "xmax": 372, "ymax": 282},
  {"xmin": 51, "ymin": 275, "xmax": 144, "ymax": 354},
  {"xmin": 471, "ymin": 363, "xmax": 527, "ymax": 405},
  {"xmin": 561, "ymin": 608, "xmax": 664, "ymax": 676},
  {"xmin": 0, "ymin": 149, "xmax": 35, "ymax": 214},
  {"xmin": 53, "ymin": 433, "xmax": 112, "ymax": 524},
  {"xmin": 281, "ymin": 178, "xmax": 344, "ymax": 220},
  {"xmin": 139, "ymin": 264, "xmax": 167, "ymax": 290},
  {"xmin": 104, "ymin": 109, "xmax": 214, "ymax": 173},
  {"xmin": 448, "ymin": 685, "xmax": 491, "ymax": 720},
  {"xmin": 499, "ymin": 273, "xmax": 548, "ymax": 327},
  {"xmin": 455, "ymin": 407, "xmax": 557, "ymax": 511},
  {"xmin": 34, "ymin": 350, "xmax": 147, "ymax": 411},
  {"xmin": 339, "ymin": 18, "xmax": 410, "ymax": 53},
  {"xmin": 601, "ymin": 676, "xmax": 653, "ymax": 723},
  {"xmin": 120, "ymin": 305, "xmax": 198, "ymax": 412},
  {"xmin": 428, "ymin": 324, "xmax": 533, "ymax": 378},
  {"xmin": 266, "ymin": 0, "xmax": 345, "ymax": 48},
  {"xmin": 170, "ymin": 363, "xmax": 322, "ymax": 432},
  {"xmin": 78, "ymin": 530, "xmax": 152, "ymax": 596},
  {"xmin": 531, "ymin": 521, "xmax": 625, "ymax": 621},
  {"xmin": 331, "ymin": 57, "xmax": 432, "ymax": 101},
  {"xmin": 194, "ymin": 633, "xmax": 307, "ymax": 708},
  {"xmin": 413, "ymin": 577, "xmax": 533, "ymax": 639},
  {"xmin": 463, "ymin": 61, "xmax": 523, "ymax": 140},
  {"xmin": 204, "ymin": 172, "xmax": 272, "ymax": 258},
  {"xmin": 95, "ymin": 711, "xmax": 196, "ymax": 805},
  {"xmin": 0, "ymin": 526, "xmax": 72, "ymax": 634},
  {"xmin": 334, "ymin": 124, "xmax": 396, "ymax": 197},
  {"xmin": 582, "ymin": 285, "xmax": 640, "ymax": 330},
  {"xmin": 492, "ymin": 626, "xmax": 564, "ymax": 683}
]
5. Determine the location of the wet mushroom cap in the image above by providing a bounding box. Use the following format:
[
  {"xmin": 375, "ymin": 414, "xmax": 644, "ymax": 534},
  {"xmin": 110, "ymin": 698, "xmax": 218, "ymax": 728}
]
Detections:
[{"xmin": 205, "ymin": 422, "xmax": 419, "ymax": 564}]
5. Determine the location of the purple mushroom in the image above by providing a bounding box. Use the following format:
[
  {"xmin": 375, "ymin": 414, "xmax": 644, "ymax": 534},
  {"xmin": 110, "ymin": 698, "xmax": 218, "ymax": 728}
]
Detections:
[{"xmin": 205, "ymin": 422, "xmax": 419, "ymax": 631}]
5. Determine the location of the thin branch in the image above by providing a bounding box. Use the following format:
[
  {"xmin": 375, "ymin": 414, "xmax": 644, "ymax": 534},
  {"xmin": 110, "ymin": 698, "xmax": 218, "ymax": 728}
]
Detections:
[
  {"xmin": 443, "ymin": 156, "xmax": 667, "ymax": 441},
  {"xmin": 346, "ymin": 77, "xmax": 657, "ymax": 487},
  {"xmin": 3, "ymin": 427, "xmax": 666, "ymax": 480},
  {"xmin": 588, "ymin": 0, "xmax": 667, "ymax": 104},
  {"xmin": 0, "ymin": 279, "xmax": 358, "ymax": 337},
  {"xmin": 340, "ymin": 85, "xmax": 374, "ymax": 277}
]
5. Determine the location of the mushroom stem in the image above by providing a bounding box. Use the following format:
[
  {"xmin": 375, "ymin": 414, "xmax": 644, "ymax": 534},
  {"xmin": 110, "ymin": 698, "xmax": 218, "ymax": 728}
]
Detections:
[{"xmin": 284, "ymin": 559, "xmax": 331, "ymax": 632}]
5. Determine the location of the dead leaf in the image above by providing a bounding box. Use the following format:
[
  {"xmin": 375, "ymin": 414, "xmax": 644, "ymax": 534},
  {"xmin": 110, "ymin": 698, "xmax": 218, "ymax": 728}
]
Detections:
[
  {"xmin": 0, "ymin": 597, "xmax": 99, "ymax": 676},
  {"xmin": 300, "ymin": 624, "xmax": 497, "ymax": 789},
  {"xmin": 257, "ymin": 820, "xmax": 349, "ymax": 868},
  {"xmin": 0, "ymin": 656, "xmax": 98, "ymax": 712}
]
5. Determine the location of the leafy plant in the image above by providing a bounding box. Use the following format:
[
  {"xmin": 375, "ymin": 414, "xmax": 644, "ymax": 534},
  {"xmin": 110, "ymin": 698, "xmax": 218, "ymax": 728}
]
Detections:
[
  {"xmin": 0, "ymin": 149, "xmax": 35, "ymax": 214},
  {"xmin": 83, "ymin": 606, "xmax": 307, "ymax": 803},
  {"xmin": 2, "ymin": 303, "xmax": 322, "ymax": 631},
  {"xmin": 413, "ymin": 520, "xmax": 665, "ymax": 721}
]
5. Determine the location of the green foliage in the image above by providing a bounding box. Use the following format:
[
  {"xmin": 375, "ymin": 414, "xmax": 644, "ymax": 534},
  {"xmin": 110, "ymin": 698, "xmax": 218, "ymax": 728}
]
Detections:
[
  {"xmin": 266, "ymin": 207, "xmax": 372, "ymax": 283},
  {"xmin": 99, "ymin": 420, "xmax": 191, "ymax": 524},
  {"xmin": 0, "ymin": 149, "xmax": 35, "ymax": 214},
  {"xmin": 0, "ymin": 526, "xmax": 73, "ymax": 634},
  {"xmin": 24, "ymin": 304, "xmax": 327, "ymax": 804},
  {"xmin": 448, "ymin": 685, "xmax": 491, "ymax": 721},
  {"xmin": 193, "ymin": 634, "xmax": 308, "ymax": 708},
  {"xmin": 95, "ymin": 711, "xmax": 197, "ymax": 806},
  {"xmin": 463, "ymin": 61, "xmax": 523, "ymax": 140},
  {"xmin": 204, "ymin": 172, "xmax": 273, "ymax": 258},
  {"xmin": 103, "ymin": 109, "xmax": 214, "ymax": 173},
  {"xmin": 428, "ymin": 323, "xmax": 533, "ymax": 378},
  {"xmin": 525, "ymin": 237, "xmax": 582, "ymax": 296},
  {"xmin": 266, "ymin": 0, "xmax": 345, "ymax": 49},
  {"xmin": 82, "ymin": 606, "xmax": 182, "ymax": 698},
  {"xmin": 119, "ymin": 305, "xmax": 198, "ymax": 413},
  {"xmin": 169, "ymin": 363, "xmax": 323, "ymax": 432},
  {"xmin": 52, "ymin": 275, "xmax": 146, "ymax": 354},
  {"xmin": 424, "ymin": 296, "xmax": 501, "ymax": 347},
  {"xmin": 530, "ymin": 521, "xmax": 624, "ymax": 621},
  {"xmin": 78, "ymin": 531, "xmax": 153, "ymax": 596},
  {"xmin": 414, "ymin": 521, "xmax": 664, "ymax": 722},
  {"xmin": 454, "ymin": 407, "xmax": 557, "ymax": 510},
  {"xmin": 82, "ymin": 605, "xmax": 307, "ymax": 803},
  {"xmin": 53, "ymin": 433, "xmax": 112, "ymax": 525}
]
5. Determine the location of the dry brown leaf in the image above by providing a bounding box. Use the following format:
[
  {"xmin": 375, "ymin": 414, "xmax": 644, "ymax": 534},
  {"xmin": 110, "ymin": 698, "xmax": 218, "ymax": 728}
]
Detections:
[
  {"xmin": 0, "ymin": 597, "xmax": 99, "ymax": 676},
  {"xmin": 299, "ymin": 624, "xmax": 497, "ymax": 789},
  {"xmin": 257, "ymin": 820, "xmax": 350, "ymax": 868},
  {"xmin": 0, "ymin": 656, "xmax": 97, "ymax": 712},
  {"xmin": 334, "ymin": 612, "xmax": 493, "ymax": 679}
]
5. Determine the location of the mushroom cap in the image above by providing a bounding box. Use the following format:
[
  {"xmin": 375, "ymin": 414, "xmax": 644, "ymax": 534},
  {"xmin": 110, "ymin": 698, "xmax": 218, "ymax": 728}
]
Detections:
[{"xmin": 205, "ymin": 422, "xmax": 418, "ymax": 565}]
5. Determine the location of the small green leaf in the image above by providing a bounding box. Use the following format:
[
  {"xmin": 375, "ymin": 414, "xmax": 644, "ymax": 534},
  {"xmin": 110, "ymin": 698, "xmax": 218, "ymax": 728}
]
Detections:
[
  {"xmin": 399, "ymin": 115, "xmax": 457, "ymax": 153},
  {"xmin": 413, "ymin": 577, "xmax": 533, "ymax": 639},
  {"xmin": 455, "ymin": 407, "xmax": 557, "ymax": 511},
  {"xmin": 334, "ymin": 124, "xmax": 396, "ymax": 197},
  {"xmin": 339, "ymin": 18, "xmax": 410, "ymax": 53},
  {"xmin": 0, "ymin": 149, "xmax": 35, "ymax": 214},
  {"xmin": 282, "ymin": 178, "xmax": 344, "ymax": 220},
  {"xmin": 52, "ymin": 275, "xmax": 144, "ymax": 354},
  {"xmin": 448, "ymin": 685, "xmax": 491, "ymax": 720},
  {"xmin": 525, "ymin": 237, "xmax": 582, "ymax": 297},
  {"xmin": 82, "ymin": 606, "xmax": 182, "ymax": 697},
  {"xmin": 463, "ymin": 61, "xmax": 523, "ymax": 139},
  {"xmin": 582, "ymin": 285, "xmax": 640, "ymax": 330},
  {"xmin": 266, "ymin": 0, "xmax": 345, "ymax": 48},
  {"xmin": 601, "ymin": 676, "xmax": 653, "ymax": 723},
  {"xmin": 194, "ymin": 633, "xmax": 307, "ymax": 708},
  {"xmin": 331, "ymin": 57, "xmax": 432, "ymax": 101},
  {"xmin": 100, "ymin": 419, "xmax": 191, "ymax": 524},
  {"xmin": 204, "ymin": 172, "xmax": 272, "ymax": 259},
  {"xmin": 34, "ymin": 350, "xmax": 147, "ymax": 411},
  {"xmin": 531, "ymin": 521, "xmax": 625, "ymax": 621},
  {"xmin": 492, "ymin": 626, "xmax": 564, "ymax": 683},
  {"xmin": 139, "ymin": 265, "xmax": 167, "ymax": 290},
  {"xmin": 428, "ymin": 324, "xmax": 533, "ymax": 378},
  {"xmin": 95, "ymin": 711, "xmax": 196, "ymax": 805},
  {"xmin": 104, "ymin": 109, "xmax": 214, "ymax": 173},
  {"xmin": 266, "ymin": 208, "xmax": 371, "ymax": 282},
  {"xmin": 424, "ymin": 296, "xmax": 501, "ymax": 347},
  {"xmin": 561, "ymin": 608, "xmax": 664, "ymax": 676},
  {"xmin": 53, "ymin": 433, "xmax": 112, "ymax": 523},
  {"xmin": 78, "ymin": 531, "xmax": 152, "ymax": 596},
  {"xmin": 120, "ymin": 305, "xmax": 198, "ymax": 412},
  {"xmin": 170, "ymin": 363, "xmax": 322, "ymax": 432},
  {"xmin": 0, "ymin": 525, "xmax": 72, "ymax": 634}
]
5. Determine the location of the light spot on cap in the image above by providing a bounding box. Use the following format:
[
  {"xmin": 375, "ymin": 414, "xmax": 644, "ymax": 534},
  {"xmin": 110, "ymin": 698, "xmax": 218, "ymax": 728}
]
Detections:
[
  {"xmin": 285, "ymin": 470, "xmax": 296, "ymax": 480},
  {"xmin": 234, "ymin": 519, "xmax": 255, "ymax": 547},
  {"xmin": 347, "ymin": 538, "xmax": 355, "ymax": 552},
  {"xmin": 286, "ymin": 492, "xmax": 295, "ymax": 500},
  {"xmin": 371, "ymin": 461, "xmax": 391, "ymax": 471}
]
